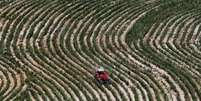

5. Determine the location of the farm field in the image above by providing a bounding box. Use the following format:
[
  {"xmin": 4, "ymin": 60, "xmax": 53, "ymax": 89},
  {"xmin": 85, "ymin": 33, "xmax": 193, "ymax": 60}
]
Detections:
[{"xmin": 0, "ymin": 0, "xmax": 201, "ymax": 100}]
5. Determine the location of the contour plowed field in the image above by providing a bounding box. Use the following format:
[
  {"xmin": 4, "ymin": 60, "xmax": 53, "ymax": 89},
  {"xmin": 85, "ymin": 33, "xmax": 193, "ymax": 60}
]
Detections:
[{"xmin": 0, "ymin": 0, "xmax": 201, "ymax": 101}]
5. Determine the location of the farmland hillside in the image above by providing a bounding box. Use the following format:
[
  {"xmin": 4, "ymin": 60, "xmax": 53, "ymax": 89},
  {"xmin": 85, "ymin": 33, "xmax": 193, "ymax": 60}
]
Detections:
[{"xmin": 0, "ymin": 0, "xmax": 201, "ymax": 100}]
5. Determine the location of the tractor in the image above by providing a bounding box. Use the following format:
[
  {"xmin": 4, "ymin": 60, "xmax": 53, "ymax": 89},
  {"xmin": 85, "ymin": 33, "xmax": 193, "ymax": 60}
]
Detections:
[{"xmin": 95, "ymin": 66, "xmax": 111, "ymax": 84}]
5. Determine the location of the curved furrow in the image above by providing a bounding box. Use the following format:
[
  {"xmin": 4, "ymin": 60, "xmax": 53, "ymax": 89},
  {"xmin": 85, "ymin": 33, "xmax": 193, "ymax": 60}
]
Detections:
[
  {"xmin": 182, "ymin": 17, "xmax": 201, "ymax": 97},
  {"xmin": 43, "ymin": 1, "xmax": 98, "ymax": 100},
  {"xmin": 74, "ymin": 1, "xmax": 144, "ymax": 100},
  {"xmin": 46, "ymin": 1, "xmax": 103, "ymax": 99},
  {"xmin": 1, "ymin": 0, "xmax": 201, "ymax": 100},
  {"xmin": 122, "ymin": 0, "xmax": 196, "ymax": 100},
  {"xmin": 152, "ymin": 9, "xmax": 201, "ymax": 72},
  {"xmin": 28, "ymin": 82, "xmax": 50, "ymax": 101},
  {"xmin": 144, "ymin": 15, "xmax": 187, "ymax": 100},
  {"xmin": 2, "ymin": 0, "xmax": 44, "ymax": 65},
  {"xmin": 91, "ymin": 3, "xmax": 163, "ymax": 101},
  {"xmin": 19, "ymin": 0, "xmax": 98, "ymax": 100},
  {"xmin": 167, "ymin": 14, "xmax": 201, "ymax": 100},
  {"xmin": 8, "ymin": 0, "xmax": 47, "ymax": 66},
  {"xmin": 97, "ymin": 10, "xmax": 149, "ymax": 101},
  {"xmin": 126, "ymin": 1, "xmax": 200, "ymax": 100},
  {"xmin": 152, "ymin": 14, "xmax": 192, "ymax": 69},
  {"xmin": 192, "ymin": 24, "xmax": 201, "ymax": 56},
  {"xmin": 0, "ymin": 0, "xmax": 39, "ymax": 49},
  {"xmin": 75, "ymin": 2, "xmax": 139, "ymax": 101},
  {"xmin": 146, "ymin": 9, "xmax": 201, "ymax": 100},
  {"xmin": 108, "ymin": 5, "xmax": 168, "ymax": 101},
  {"xmin": 143, "ymin": 11, "xmax": 196, "ymax": 100},
  {"xmin": 28, "ymin": 88, "xmax": 44, "ymax": 101},
  {"xmin": 22, "ymin": 2, "xmax": 82, "ymax": 101},
  {"xmin": 93, "ymin": 9, "xmax": 147, "ymax": 101},
  {"xmin": 62, "ymin": 2, "xmax": 115, "ymax": 101},
  {"xmin": 189, "ymin": 23, "xmax": 201, "ymax": 65},
  {"xmin": 153, "ymin": 11, "xmax": 201, "ymax": 100},
  {"xmin": 1, "ymin": 2, "xmax": 148, "ymax": 100},
  {"xmin": 62, "ymin": 1, "xmax": 133, "ymax": 101},
  {"xmin": 103, "ymin": 3, "xmax": 168, "ymax": 101},
  {"xmin": 133, "ymin": 39, "xmax": 189, "ymax": 101},
  {"xmin": 169, "ymin": 12, "xmax": 201, "ymax": 70},
  {"xmin": 48, "ymin": 1, "xmax": 110, "ymax": 100},
  {"xmin": 140, "ymin": 16, "xmax": 194, "ymax": 99},
  {"xmin": 6, "ymin": 0, "xmax": 72, "ymax": 100},
  {"xmin": 0, "ymin": 63, "xmax": 11, "ymax": 99},
  {"xmin": 0, "ymin": 69, "xmax": 6, "ymax": 95},
  {"xmin": 177, "ymin": 16, "xmax": 201, "ymax": 68},
  {"xmin": 38, "ymin": 1, "xmax": 101, "ymax": 100},
  {"xmin": 0, "ymin": 0, "xmax": 32, "ymax": 17},
  {"xmin": 1, "ymin": 0, "xmax": 62, "ymax": 100},
  {"xmin": 111, "ymin": 3, "xmax": 181, "ymax": 101},
  {"xmin": 171, "ymin": 14, "xmax": 201, "ymax": 68},
  {"xmin": 0, "ymin": 58, "xmax": 25, "ymax": 100},
  {"xmin": 29, "ymin": 2, "xmax": 77, "ymax": 100},
  {"xmin": 81, "ymin": 3, "xmax": 146, "ymax": 101},
  {"xmin": 184, "ymin": 19, "xmax": 201, "ymax": 63}
]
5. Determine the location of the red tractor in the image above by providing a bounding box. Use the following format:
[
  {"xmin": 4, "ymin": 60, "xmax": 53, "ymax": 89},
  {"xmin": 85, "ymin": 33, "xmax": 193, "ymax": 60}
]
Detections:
[{"xmin": 95, "ymin": 67, "xmax": 111, "ymax": 84}]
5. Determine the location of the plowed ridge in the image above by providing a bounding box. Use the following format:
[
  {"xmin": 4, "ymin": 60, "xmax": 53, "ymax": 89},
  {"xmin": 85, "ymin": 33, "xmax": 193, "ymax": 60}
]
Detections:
[{"xmin": 0, "ymin": 0, "xmax": 201, "ymax": 100}]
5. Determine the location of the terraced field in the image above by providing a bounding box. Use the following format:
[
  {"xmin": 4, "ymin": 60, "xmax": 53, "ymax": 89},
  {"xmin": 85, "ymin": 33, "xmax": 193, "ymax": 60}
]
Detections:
[{"xmin": 0, "ymin": 0, "xmax": 201, "ymax": 100}]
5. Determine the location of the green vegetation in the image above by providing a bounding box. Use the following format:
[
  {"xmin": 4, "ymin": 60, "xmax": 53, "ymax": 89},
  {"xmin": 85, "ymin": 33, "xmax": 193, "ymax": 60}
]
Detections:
[{"xmin": 0, "ymin": 0, "xmax": 201, "ymax": 100}]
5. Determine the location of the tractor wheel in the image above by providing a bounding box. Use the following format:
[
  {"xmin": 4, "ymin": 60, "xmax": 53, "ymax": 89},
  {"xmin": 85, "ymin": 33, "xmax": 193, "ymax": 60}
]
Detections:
[
  {"xmin": 107, "ymin": 79, "xmax": 112, "ymax": 84},
  {"xmin": 99, "ymin": 80, "xmax": 104, "ymax": 84}
]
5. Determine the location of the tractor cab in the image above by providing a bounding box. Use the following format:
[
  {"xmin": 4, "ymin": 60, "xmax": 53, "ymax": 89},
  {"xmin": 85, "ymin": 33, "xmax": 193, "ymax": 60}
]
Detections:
[{"xmin": 95, "ymin": 66, "xmax": 111, "ymax": 84}]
